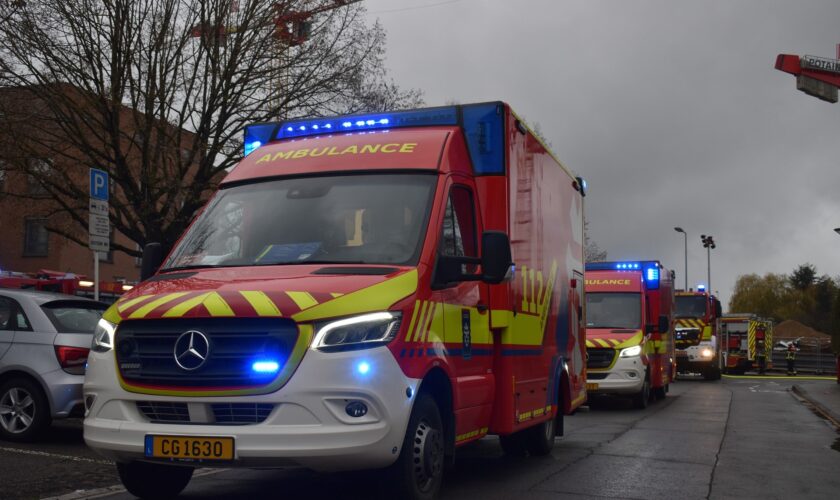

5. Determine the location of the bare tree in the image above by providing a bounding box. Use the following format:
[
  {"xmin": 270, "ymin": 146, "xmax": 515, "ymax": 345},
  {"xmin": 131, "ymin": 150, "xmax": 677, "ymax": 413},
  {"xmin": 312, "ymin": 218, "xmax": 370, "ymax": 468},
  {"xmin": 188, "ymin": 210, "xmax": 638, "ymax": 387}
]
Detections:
[
  {"xmin": 584, "ymin": 219, "xmax": 607, "ymax": 263},
  {"xmin": 0, "ymin": 0, "xmax": 421, "ymax": 256}
]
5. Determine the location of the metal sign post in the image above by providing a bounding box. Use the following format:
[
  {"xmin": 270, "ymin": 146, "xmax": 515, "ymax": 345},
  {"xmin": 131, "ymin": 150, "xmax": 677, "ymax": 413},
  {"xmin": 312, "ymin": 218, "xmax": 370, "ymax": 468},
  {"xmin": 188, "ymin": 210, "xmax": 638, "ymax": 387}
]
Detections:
[{"xmin": 89, "ymin": 168, "xmax": 110, "ymax": 301}]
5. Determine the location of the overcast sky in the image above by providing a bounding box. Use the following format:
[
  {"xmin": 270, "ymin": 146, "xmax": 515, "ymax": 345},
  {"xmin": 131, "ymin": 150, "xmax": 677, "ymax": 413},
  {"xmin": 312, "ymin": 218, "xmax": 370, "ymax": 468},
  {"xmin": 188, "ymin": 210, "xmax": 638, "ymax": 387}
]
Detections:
[{"xmin": 364, "ymin": 0, "xmax": 840, "ymax": 309}]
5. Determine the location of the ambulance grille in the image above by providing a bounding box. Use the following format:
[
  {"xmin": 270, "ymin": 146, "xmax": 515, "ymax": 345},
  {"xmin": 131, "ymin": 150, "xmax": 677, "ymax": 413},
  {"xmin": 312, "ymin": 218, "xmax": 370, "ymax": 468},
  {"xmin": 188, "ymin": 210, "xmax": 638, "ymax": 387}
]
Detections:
[
  {"xmin": 136, "ymin": 402, "xmax": 190, "ymax": 423},
  {"xmin": 586, "ymin": 348, "xmax": 616, "ymax": 369},
  {"xmin": 211, "ymin": 403, "xmax": 274, "ymax": 424},
  {"xmin": 116, "ymin": 317, "xmax": 299, "ymax": 390}
]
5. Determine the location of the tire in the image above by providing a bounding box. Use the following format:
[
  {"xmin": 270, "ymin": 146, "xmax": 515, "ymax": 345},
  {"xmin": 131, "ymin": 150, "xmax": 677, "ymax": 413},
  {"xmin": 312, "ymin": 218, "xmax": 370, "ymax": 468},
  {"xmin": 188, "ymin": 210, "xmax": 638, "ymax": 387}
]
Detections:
[
  {"xmin": 633, "ymin": 373, "xmax": 651, "ymax": 409},
  {"xmin": 0, "ymin": 377, "xmax": 51, "ymax": 442},
  {"xmin": 117, "ymin": 461, "xmax": 193, "ymax": 499},
  {"xmin": 388, "ymin": 393, "xmax": 444, "ymax": 500},
  {"xmin": 653, "ymin": 384, "xmax": 667, "ymax": 401},
  {"xmin": 524, "ymin": 416, "xmax": 556, "ymax": 456}
]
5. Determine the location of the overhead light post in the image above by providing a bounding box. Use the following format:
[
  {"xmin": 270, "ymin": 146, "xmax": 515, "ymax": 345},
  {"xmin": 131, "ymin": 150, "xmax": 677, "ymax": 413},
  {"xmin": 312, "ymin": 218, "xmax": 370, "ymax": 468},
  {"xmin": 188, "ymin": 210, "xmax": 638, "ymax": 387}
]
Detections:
[
  {"xmin": 674, "ymin": 227, "xmax": 687, "ymax": 290},
  {"xmin": 701, "ymin": 235, "xmax": 716, "ymax": 293}
]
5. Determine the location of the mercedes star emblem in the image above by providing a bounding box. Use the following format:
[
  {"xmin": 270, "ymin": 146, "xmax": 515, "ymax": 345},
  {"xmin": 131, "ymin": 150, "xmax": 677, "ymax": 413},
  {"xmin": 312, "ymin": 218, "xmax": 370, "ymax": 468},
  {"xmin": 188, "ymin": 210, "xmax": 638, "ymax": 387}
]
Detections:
[{"xmin": 173, "ymin": 330, "xmax": 210, "ymax": 371}]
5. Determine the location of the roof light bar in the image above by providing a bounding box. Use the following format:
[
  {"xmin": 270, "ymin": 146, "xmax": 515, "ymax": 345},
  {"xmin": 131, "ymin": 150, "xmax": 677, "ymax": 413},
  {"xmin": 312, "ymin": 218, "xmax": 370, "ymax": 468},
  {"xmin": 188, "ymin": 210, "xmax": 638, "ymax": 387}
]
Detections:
[
  {"xmin": 585, "ymin": 260, "xmax": 662, "ymax": 290},
  {"xmin": 274, "ymin": 107, "xmax": 457, "ymax": 140}
]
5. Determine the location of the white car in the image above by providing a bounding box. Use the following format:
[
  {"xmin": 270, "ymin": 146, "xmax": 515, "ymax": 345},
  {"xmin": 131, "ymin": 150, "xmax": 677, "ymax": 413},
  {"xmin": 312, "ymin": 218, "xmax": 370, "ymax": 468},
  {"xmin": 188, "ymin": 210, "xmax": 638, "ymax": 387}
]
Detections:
[{"xmin": 0, "ymin": 289, "xmax": 106, "ymax": 441}]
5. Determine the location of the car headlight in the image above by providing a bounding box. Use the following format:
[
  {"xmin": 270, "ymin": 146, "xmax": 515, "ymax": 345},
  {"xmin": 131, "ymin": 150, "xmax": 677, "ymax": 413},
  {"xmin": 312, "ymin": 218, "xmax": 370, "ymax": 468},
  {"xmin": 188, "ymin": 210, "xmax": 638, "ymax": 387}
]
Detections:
[
  {"xmin": 619, "ymin": 345, "xmax": 642, "ymax": 358},
  {"xmin": 313, "ymin": 312, "xmax": 402, "ymax": 352},
  {"xmin": 91, "ymin": 318, "xmax": 116, "ymax": 353},
  {"xmin": 700, "ymin": 348, "xmax": 713, "ymax": 358}
]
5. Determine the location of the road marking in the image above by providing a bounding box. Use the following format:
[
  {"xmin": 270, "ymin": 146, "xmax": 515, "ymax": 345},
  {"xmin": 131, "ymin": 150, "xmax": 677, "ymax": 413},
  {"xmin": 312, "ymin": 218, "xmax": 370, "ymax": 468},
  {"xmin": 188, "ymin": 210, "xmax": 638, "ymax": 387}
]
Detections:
[
  {"xmin": 723, "ymin": 374, "xmax": 835, "ymax": 381},
  {"xmin": 41, "ymin": 468, "xmax": 227, "ymax": 500},
  {"xmin": 0, "ymin": 446, "xmax": 111, "ymax": 465}
]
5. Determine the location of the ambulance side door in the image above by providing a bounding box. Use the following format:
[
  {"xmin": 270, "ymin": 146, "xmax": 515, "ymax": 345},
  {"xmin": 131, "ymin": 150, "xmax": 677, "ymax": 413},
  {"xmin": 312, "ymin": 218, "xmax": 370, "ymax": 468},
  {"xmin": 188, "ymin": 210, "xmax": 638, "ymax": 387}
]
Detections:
[{"xmin": 434, "ymin": 179, "xmax": 494, "ymax": 419}]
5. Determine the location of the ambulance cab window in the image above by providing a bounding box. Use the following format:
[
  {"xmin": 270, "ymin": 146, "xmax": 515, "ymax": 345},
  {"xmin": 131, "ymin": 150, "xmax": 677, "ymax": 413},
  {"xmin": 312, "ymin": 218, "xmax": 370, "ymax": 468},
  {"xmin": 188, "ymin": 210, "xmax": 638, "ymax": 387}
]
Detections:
[{"xmin": 440, "ymin": 186, "xmax": 477, "ymax": 259}]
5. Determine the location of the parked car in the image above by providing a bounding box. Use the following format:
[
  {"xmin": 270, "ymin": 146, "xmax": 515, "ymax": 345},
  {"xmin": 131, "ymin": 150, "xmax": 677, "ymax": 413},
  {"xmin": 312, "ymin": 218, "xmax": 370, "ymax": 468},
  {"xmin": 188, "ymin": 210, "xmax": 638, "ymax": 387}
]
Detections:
[{"xmin": 0, "ymin": 289, "xmax": 107, "ymax": 441}]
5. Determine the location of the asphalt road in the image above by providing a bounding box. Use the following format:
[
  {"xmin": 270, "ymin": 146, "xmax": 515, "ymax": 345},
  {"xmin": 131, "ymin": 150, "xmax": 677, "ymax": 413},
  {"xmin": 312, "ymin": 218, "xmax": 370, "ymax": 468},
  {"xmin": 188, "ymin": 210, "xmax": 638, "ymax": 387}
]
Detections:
[{"xmin": 2, "ymin": 377, "xmax": 839, "ymax": 500}]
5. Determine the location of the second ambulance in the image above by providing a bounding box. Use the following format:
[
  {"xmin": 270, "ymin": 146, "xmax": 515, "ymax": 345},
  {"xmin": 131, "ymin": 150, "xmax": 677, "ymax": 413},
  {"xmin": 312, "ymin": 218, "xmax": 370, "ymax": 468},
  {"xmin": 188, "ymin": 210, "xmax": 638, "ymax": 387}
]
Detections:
[{"xmin": 584, "ymin": 261, "xmax": 675, "ymax": 408}]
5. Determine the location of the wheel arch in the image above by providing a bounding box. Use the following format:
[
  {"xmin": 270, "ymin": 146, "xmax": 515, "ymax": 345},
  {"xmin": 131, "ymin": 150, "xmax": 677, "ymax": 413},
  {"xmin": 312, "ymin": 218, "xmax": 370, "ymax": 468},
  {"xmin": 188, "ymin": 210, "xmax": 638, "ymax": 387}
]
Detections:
[{"xmin": 417, "ymin": 367, "xmax": 454, "ymax": 460}]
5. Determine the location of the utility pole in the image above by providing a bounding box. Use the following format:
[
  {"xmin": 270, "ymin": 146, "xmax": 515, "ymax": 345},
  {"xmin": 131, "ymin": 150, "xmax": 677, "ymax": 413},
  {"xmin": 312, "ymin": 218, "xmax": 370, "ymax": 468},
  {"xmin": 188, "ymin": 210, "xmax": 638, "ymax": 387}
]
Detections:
[{"xmin": 674, "ymin": 227, "xmax": 687, "ymax": 290}]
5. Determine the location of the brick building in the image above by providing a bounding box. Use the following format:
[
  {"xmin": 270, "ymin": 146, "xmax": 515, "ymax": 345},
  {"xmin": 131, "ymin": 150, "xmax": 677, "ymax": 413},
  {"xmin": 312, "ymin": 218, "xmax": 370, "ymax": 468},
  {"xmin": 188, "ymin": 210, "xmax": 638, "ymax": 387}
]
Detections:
[{"xmin": 0, "ymin": 84, "xmax": 203, "ymax": 282}]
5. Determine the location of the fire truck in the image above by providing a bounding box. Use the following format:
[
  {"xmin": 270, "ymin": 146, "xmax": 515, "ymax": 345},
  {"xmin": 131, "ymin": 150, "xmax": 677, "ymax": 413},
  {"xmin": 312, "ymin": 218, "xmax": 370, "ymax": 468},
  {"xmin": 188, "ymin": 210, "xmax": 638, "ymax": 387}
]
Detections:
[
  {"xmin": 0, "ymin": 269, "xmax": 132, "ymax": 304},
  {"xmin": 674, "ymin": 288, "xmax": 723, "ymax": 380},
  {"xmin": 83, "ymin": 102, "xmax": 589, "ymax": 499},
  {"xmin": 583, "ymin": 261, "xmax": 675, "ymax": 409},
  {"xmin": 720, "ymin": 313, "xmax": 773, "ymax": 375}
]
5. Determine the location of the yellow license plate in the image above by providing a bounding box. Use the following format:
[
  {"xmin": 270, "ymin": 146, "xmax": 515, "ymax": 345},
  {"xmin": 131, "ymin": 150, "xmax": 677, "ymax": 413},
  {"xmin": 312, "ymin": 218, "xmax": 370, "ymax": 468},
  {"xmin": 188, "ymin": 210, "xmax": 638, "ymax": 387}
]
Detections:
[
  {"xmin": 586, "ymin": 383, "xmax": 599, "ymax": 391},
  {"xmin": 145, "ymin": 435, "xmax": 234, "ymax": 461}
]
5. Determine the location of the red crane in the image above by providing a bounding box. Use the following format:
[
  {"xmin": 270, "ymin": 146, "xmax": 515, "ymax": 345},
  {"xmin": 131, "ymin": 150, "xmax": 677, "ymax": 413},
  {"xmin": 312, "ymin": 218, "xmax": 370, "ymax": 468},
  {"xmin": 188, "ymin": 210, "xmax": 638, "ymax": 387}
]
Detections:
[{"xmin": 775, "ymin": 45, "xmax": 840, "ymax": 103}]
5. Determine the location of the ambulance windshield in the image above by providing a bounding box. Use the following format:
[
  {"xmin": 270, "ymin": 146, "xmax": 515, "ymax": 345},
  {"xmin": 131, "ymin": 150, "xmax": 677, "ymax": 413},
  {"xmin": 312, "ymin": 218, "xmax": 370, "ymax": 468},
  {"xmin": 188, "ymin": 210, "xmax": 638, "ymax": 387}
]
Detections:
[
  {"xmin": 675, "ymin": 295, "xmax": 707, "ymax": 318},
  {"xmin": 585, "ymin": 292, "xmax": 641, "ymax": 329},
  {"xmin": 163, "ymin": 173, "xmax": 436, "ymax": 269}
]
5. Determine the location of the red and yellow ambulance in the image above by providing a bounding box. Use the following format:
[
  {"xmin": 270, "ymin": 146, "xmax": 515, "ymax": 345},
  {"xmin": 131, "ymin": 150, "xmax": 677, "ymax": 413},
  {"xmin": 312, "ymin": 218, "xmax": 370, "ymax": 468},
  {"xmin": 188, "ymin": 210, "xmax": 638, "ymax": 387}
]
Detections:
[
  {"xmin": 674, "ymin": 288, "xmax": 723, "ymax": 380},
  {"xmin": 83, "ymin": 102, "xmax": 588, "ymax": 499},
  {"xmin": 583, "ymin": 261, "xmax": 675, "ymax": 408}
]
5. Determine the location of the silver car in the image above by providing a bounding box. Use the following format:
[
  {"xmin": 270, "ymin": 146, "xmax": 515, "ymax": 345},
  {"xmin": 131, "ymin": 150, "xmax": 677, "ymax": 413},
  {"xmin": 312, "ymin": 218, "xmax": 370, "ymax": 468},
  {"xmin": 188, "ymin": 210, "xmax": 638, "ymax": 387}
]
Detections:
[{"xmin": 0, "ymin": 289, "xmax": 106, "ymax": 441}]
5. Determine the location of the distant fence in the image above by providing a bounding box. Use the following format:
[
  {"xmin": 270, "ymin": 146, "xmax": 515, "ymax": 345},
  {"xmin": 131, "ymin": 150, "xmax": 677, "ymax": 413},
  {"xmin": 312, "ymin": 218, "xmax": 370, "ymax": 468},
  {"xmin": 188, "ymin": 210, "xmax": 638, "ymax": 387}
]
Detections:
[{"xmin": 771, "ymin": 337, "xmax": 837, "ymax": 375}]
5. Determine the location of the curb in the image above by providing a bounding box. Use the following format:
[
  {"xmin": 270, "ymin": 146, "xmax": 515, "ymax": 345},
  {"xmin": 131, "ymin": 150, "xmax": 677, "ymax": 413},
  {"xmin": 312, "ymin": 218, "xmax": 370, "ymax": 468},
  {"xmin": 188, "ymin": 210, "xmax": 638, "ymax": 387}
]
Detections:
[{"xmin": 791, "ymin": 384, "xmax": 840, "ymax": 429}]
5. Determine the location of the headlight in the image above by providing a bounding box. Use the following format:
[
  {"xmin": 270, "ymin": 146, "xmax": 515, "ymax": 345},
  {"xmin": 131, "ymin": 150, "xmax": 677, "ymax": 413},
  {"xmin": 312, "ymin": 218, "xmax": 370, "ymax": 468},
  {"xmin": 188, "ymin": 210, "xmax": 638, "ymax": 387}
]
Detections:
[
  {"xmin": 91, "ymin": 318, "xmax": 116, "ymax": 353},
  {"xmin": 313, "ymin": 312, "xmax": 402, "ymax": 351},
  {"xmin": 619, "ymin": 345, "xmax": 642, "ymax": 358},
  {"xmin": 700, "ymin": 348, "xmax": 713, "ymax": 358}
]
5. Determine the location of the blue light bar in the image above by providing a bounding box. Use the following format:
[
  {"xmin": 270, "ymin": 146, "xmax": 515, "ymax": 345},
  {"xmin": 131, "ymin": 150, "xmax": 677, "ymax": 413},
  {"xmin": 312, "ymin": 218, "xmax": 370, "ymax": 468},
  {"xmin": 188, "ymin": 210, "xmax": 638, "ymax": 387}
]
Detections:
[
  {"xmin": 275, "ymin": 107, "xmax": 457, "ymax": 140},
  {"xmin": 243, "ymin": 123, "xmax": 276, "ymax": 156},
  {"xmin": 241, "ymin": 103, "xmax": 509, "ymax": 175},
  {"xmin": 252, "ymin": 360, "xmax": 280, "ymax": 374},
  {"xmin": 697, "ymin": 284, "xmax": 706, "ymax": 291},
  {"xmin": 585, "ymin": 260, "xmax": 662, "ymax": 290}
]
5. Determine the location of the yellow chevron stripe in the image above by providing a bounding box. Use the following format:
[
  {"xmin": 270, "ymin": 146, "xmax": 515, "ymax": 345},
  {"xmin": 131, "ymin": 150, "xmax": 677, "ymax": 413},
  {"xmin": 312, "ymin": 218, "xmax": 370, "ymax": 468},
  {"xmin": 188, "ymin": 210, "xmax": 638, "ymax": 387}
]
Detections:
[
  {"xmin": 421, "ymin": 302, "xmax": 438, "ymax": 343},
  {"xmin": 203, "ymin": 292, "xmax": 235, "ymax": 317},
  {"xmin": 330, "ymin": 292, "xmax": 344, "ymax": 298},
  {"xmin": 286, "ymin": 291, "xmax": 318, "ymax": 310},
  {"xmin": 117, "ymin": 294, "xmax": 154, "ymax": 313},
  {"xmin": 128, "ymin": 292, "xmax": 190, "ymax": 319},
  {"xmin": 163, "ymin": 292, "xmax": 211, "ymax": 318},
  {"xmin": 240, "ymin": 291, "xmax": 282, "ymax": 317},
  {"xmin": 293, "ymin": 269, "xmax": 418, "ymax": 322},
  {"xmin": 595, "ymin": 339, "xmax": 610, "ymax": 348},
  {"xmin": 412, "ymin": 301, "xmax": 430, "ymax": 342},
  {"xmin": 405, "ymin": 300, "xmax": 421, "ymax": 341},
  {"xmin": 586, "ymin": 339, "xmax": 596, "ymax": 348}
]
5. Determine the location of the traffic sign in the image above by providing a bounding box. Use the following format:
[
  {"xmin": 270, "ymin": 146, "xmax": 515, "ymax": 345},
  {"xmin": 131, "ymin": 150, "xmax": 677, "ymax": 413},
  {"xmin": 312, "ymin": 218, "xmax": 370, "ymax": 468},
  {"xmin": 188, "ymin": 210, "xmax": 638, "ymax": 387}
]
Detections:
[
  {"xmin": 89, "ymin": 198, "xmax": 108, "ymax": 216},
  {"xmin": 89, "ymin": 235, "xmax": 110, "ymax": 253},
  {"xmin": 90, "ymin": 168, "xmax": 109, "ymax": 201},
  {"xmin": 89, "ymin": 214, "xmax": 110, "ymax": 237}
]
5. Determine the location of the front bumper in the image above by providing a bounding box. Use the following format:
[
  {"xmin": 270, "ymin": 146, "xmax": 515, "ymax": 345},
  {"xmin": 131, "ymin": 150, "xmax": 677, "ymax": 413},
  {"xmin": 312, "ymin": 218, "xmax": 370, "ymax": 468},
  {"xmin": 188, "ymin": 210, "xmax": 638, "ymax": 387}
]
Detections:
[
  {"xmin": 83, "ymin": 346, "xmax": 419, "ymax": 471},
  {"xmin": 676, "ymin": 344, "xmax": 716, "ymax": 370},
  {"xmin": 586, "ymin": 355, "xmax": 645, "ymax": 394}
]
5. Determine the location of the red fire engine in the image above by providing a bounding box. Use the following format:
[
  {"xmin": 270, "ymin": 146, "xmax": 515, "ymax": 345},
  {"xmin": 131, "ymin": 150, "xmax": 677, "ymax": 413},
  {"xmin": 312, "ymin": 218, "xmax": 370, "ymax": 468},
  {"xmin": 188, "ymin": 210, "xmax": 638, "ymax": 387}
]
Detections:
[
  {"xmin": 0, "ymin": 269, "xmax": 132, "ymax": 303},
  {"xmin": 84, "ymin": 102, "xmax": 589, "ymax": 499},
  {"xmin": 674, "ymin": 288, "xmax": 723, "ymax": 380},
  {"xmin": 583, "ymin": 261, "xmax": 676, "ymax": 408}
]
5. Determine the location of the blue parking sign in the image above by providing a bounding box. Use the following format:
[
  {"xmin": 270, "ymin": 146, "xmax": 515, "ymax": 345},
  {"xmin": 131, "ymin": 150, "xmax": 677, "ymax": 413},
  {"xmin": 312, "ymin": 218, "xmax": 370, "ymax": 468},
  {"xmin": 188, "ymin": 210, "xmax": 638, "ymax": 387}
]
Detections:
[{"xmin": 90, "ymin": 168, "xmax": 109, "ymax": 201}]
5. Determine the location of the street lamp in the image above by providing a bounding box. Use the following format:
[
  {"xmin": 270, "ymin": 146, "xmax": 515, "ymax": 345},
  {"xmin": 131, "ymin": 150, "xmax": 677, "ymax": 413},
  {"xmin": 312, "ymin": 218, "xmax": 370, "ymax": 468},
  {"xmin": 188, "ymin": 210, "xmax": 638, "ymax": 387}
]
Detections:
[
  {"xmin": 674, "ymin": 227, "xmax": 687, "ymax": 290},
  {"xmin": 701, "ymin": 235, "xmax": 716, "ymax": 293}
]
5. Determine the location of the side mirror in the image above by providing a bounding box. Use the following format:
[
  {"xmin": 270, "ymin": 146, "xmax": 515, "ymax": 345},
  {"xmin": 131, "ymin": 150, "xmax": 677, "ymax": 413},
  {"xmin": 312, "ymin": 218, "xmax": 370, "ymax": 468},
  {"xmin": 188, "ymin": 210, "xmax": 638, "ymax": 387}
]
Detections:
[
  {"xmin": 431, "ymin": 231, "xmax": 513, "ymax": 289},
  {"xmin": 140, "ymin": 243, "xmax": 163, "ymax": 281},
  {"xmin": 480, "ymin": 231, "xmax": 513, "ymax": 284},
  {"xmin": 658, "ymin": 315, "xmax": 670, "ymax": 334},
  {"xmin": 714, "ymin": 299, "xmax": 722, "ymax": 318}
]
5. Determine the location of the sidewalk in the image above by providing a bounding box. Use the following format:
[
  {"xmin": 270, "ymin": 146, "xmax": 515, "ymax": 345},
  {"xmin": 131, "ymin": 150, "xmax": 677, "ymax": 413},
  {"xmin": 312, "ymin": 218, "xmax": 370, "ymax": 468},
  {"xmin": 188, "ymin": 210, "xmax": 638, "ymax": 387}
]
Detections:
[{"xmin": 792, "ymin": 382, "xmax": 840, "ymax": 428}]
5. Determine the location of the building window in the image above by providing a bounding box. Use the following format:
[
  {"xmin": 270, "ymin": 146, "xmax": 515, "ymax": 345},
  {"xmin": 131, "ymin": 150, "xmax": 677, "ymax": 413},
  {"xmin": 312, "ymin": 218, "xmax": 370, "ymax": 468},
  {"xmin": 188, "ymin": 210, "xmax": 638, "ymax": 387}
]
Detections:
[
  {"xmin": 23, "ymin": 218, "xmax": 49, "ymax": 256},
  {"xmin": 27, "ymin": 158, "xmax": 52, "ymax": 196}
]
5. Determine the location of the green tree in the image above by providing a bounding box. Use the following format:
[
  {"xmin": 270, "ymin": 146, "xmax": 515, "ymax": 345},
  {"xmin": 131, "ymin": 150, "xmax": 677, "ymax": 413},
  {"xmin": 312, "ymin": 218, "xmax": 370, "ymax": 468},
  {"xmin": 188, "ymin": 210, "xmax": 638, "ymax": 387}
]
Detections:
[
  {"xmin": 789, "ymin": 263, "xmax": 817, "ymax": 291},
  {"xmin": 728, "ymin": 273, "xmax": 789, "ymax": 321}
]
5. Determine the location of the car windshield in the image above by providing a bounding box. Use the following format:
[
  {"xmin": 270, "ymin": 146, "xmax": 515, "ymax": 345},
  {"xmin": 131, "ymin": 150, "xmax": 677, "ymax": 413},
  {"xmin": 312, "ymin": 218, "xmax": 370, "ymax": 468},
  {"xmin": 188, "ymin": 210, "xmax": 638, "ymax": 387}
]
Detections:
[
  {"xmin": 676, "ymin": 295, "xmax": 707, "ymax": 318},
  {"xmin": 41, "ymin": 300, "xmax": 107, "ymax": 333},
  {"xmin": 163, "ymin": 173, "xmax": 436, "ymax": 269},
  {"xmin": 585, "ymin": 292, "xmax": 641, "ymax": 329}
]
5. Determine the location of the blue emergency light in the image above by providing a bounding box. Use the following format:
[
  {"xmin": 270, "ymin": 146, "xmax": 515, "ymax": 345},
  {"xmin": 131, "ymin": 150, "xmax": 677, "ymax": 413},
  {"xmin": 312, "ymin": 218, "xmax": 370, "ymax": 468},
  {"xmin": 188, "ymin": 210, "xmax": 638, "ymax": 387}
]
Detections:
[
  {"xmin": 697, "ymin": 284, "xmax": 706, "ymax": 292},
  {"xmin": 242, "ymin": 102, "xmax": 506, "ymax": 174},
  {"xmin": 251, "ymin": 360, "xmax": 280, "ymax": 374},
  {"xmin": 585, "ymin": 261, "xmax": 662, "ymax": 290}
]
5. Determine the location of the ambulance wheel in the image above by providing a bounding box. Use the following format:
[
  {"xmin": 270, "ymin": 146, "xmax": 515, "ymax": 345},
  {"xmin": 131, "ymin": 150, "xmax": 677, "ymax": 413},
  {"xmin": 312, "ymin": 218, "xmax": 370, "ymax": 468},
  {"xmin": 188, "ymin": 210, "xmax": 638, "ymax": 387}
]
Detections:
[
  {"xmin": 116, "ymin": 461, "xmax": 193, "ymax": 499},
  {"xmin": 524, "ymin": 416, "xmax": 556, "ymax": 456},
  {"xmin": 389, "ymin": 393, "xmax": 444, "ymax": 500},
  {"xmin": 634, "ymin": 373, "xmax": 651, "ymax": 409}
]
